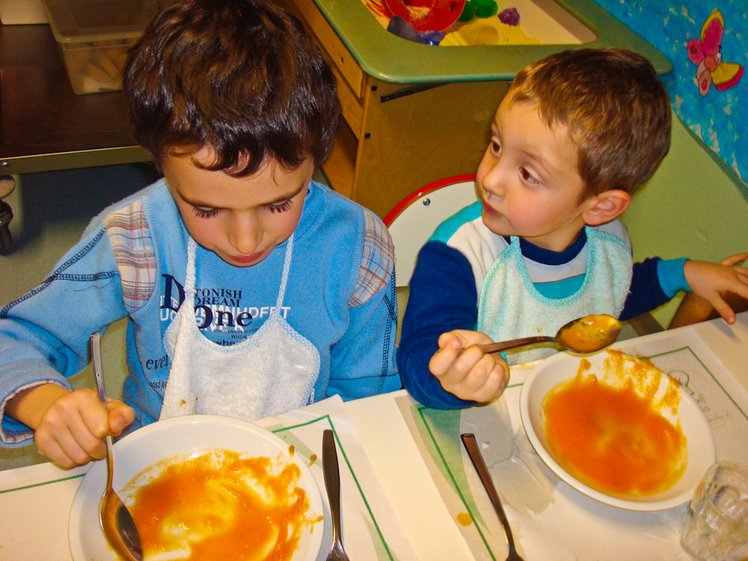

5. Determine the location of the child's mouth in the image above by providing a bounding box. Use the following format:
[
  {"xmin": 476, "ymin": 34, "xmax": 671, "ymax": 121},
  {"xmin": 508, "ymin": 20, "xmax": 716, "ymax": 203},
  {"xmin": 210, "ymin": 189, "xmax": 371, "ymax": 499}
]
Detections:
[
  {"xmin": 229, "ymin": 250, "xmax": 265, "ymax": 266},
  {"xmin": 482, "ymin": 200, "xmax": 502, "ymax": 219}
]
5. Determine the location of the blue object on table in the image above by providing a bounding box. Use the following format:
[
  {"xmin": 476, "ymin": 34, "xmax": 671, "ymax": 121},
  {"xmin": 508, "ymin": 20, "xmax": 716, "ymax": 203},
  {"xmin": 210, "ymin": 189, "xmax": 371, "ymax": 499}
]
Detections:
[{"xmin": 422, "ymin": 30, "xmax": 446, "ymax": 45}]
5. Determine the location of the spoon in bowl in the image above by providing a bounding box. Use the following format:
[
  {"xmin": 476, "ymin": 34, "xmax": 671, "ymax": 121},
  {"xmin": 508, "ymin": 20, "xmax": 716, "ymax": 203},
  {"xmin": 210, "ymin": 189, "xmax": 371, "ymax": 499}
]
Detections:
[
  {"xmin": 89, "ymin": 333, "xmax": 143, "ymax": 561},
  {"xmin": 480, "ymin": 314, "xmax": 622, "ymax": 355}
]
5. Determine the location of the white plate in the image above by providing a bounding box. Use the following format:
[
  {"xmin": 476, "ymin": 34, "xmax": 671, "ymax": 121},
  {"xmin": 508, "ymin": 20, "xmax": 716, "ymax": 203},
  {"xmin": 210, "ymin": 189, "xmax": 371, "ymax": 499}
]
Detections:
[
  {"xmin": 69, "ymin": 415, "xmax": 324, "ymax": 561},
  {"xmin": 519, "ymin": 349, "xmax": 715, "ymax": 511}
]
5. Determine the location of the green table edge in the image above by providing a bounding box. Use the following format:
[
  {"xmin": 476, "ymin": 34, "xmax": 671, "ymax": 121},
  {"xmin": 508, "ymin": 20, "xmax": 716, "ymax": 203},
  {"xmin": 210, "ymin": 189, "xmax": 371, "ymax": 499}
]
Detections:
[{"xmin": 313, "ymin": 0, "xmax": 672, "ymax": 83}]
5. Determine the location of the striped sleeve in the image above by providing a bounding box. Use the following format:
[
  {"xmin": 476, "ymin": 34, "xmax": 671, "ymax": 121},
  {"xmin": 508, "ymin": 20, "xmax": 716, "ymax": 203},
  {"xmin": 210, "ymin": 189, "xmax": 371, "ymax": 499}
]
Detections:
[
  {"xmin": 350, "ymin": 209, "xmax": 394, "ymax": 307},
  {"xmin": 103, "ymin": 200, "xmax": 157, "ymax": 314}
]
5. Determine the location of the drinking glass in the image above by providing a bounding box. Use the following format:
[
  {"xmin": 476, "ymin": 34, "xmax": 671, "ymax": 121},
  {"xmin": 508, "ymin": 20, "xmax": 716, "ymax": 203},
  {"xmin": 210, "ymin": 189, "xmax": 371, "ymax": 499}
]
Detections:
[{"xmin": 681, "ymin": 461, "xmax": 748, "ymax": 561}]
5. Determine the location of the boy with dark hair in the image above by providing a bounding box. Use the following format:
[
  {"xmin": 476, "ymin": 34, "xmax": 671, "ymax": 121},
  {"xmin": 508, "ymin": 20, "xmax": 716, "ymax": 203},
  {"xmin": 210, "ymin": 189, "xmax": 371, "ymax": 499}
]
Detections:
[{"xmin": 0, "ymin": 0, "xmax": 400, "ymax": 467}]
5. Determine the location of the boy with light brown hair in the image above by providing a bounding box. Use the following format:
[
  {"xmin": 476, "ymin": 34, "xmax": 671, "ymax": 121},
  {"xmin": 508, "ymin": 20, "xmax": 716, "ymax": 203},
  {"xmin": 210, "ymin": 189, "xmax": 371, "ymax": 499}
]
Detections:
[{"xmin": 398, "ymin": 48, "xmax": 748, "ymax": 409}]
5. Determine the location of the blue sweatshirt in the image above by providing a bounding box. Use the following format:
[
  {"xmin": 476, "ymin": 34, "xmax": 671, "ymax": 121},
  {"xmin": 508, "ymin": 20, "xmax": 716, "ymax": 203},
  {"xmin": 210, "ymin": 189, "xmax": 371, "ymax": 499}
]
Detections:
[{"xmin": 0, "ymin": 180, "xmax": 401, "ymax": 445}]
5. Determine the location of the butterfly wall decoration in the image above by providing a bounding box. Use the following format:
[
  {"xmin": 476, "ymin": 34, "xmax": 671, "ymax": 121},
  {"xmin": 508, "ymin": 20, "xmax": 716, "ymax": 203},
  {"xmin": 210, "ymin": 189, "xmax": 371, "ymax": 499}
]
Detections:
[{"xmin": 686, "ymin": 9, "xmax": 743, "ymax": 96}]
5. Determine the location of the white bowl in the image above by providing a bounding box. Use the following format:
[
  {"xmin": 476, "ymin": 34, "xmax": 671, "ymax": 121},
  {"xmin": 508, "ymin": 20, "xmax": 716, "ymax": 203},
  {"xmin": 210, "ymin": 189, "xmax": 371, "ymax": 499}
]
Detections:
[
  {"xmin": 519, "ymin": 349, "xmax": 715, "ymax": 511},
  {"xmin": 69, "ymin": 415, "xmax": 324, "ymax": 561}
]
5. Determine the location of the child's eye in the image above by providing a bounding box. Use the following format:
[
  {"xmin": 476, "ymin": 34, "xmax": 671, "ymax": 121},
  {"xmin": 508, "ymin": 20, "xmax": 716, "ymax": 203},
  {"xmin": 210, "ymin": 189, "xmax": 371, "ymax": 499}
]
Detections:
[
  {"xmin": 490, "ymin": 139, "xmax": 502, "ymax": 156},
  {"xmin": 520, "ymin": 167, "xmax": 540, "ymax": 184},
  {"xmin": 267, "ymin": 200, "xmax": 293, "ymax": 214},
  {"xmin": 192, "ymin": 207, "xmax": 221, "ymax": 219}
]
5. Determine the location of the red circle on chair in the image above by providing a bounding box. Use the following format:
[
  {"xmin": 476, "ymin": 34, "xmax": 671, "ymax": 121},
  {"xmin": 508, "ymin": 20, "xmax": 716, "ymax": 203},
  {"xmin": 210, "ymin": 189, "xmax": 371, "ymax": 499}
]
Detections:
[{"xmin": 384, "ymin": 0, "xmax": 466, "ymax": 32}]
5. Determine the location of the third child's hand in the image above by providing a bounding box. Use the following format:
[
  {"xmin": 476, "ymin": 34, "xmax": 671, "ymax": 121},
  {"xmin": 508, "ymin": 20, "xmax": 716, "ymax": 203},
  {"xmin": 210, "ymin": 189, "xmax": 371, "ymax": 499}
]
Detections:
[
  {"xmin": 429, "ymin": 330, "xmax": 510, "ymax": 403},
  {"xmin": 684, "ymin": 253, "xmax": 748, "ymax": 324}
]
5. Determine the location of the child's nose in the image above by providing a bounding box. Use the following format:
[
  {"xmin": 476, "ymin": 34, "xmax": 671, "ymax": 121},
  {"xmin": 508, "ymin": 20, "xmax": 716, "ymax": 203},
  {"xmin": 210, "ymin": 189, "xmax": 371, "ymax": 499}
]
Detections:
[
  {"xmin": 228, "ymin": 216, "xmax": 260, "ymax": 254},
  {"xmin": 481, "ymin": 163, "xmax": 507, "ymax": 199}
]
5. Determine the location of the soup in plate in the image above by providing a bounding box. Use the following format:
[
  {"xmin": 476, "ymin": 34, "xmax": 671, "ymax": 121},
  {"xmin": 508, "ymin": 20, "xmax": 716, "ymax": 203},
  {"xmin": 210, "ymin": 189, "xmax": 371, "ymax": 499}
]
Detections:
[
  {"xmin": 123, "ymin": 449, "xmax": 322, "ymax": 561},
  {"xmin": 542, "ymin": 350, "xmax": 687, "ymax": 498}
]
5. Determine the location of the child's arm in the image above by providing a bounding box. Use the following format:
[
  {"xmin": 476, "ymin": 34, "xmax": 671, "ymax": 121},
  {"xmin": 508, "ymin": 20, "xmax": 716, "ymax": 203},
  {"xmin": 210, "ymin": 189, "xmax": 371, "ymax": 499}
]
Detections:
[
  {"xmin": 327, "ymin": 272, "xmax": 401, "ymax": 400},
  {"xmin": 6, "ymin": 383, "xmax": 134, "ymax": 468},
  {"xmin": 683, "ymin": 253, "xmax": 748, "ymax": 324},
  {"xmin": 398, "ymin": 241, "xmax": 509, "ymax": 407},
  {"xmin": 325, "ymin": 215, "xmax": 401, "ymax": 401},
  {"xmin": 624, "ymin": 253, "xmax": 748, "ymax": 324},
  {"xmin": 0, "ymin": 222, "xmax": 130, "ymax": 450}
]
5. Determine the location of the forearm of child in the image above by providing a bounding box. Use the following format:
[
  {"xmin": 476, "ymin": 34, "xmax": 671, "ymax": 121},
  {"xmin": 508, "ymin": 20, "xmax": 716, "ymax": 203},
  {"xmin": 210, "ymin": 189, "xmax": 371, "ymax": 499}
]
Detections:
[
  {"xmin": 398, "ymin": 241, "xmax": 497, "ymax": 408},
  {"xmin": 620, "ymin": 258, "xmax": 670, "ymax": 320},
  {"xmin": 5, "ymin": 382, "xmax": 71, "ymax": 431},
  {"xmin": 398, "ymin": 331, "xmax": 476, "ymax": 408}
]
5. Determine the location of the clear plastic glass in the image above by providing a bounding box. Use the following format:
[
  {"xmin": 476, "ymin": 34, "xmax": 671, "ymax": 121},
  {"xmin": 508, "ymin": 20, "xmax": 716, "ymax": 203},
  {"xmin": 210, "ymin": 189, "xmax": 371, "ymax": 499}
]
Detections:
[{"xmin": 681, "ymin": 462, "xmax": 748, "ymax": 561}]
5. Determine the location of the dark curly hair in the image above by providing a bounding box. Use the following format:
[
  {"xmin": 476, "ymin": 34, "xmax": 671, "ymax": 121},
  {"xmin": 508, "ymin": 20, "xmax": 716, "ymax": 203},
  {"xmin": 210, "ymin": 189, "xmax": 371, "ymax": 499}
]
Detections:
[{"xmin": 124, "ymin": 0, "xmax": 340, "ymax": 176}]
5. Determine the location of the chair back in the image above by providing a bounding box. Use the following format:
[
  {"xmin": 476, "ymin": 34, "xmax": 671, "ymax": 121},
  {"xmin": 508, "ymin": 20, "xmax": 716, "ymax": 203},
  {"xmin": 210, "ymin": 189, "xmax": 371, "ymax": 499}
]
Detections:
[{"xmin": 384, "ymin": 174, "xmax": 478, "ymax": 287}]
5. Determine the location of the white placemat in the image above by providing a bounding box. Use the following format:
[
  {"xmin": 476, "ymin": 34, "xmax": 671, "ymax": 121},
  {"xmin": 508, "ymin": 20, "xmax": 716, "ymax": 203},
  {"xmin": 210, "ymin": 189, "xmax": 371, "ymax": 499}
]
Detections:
[{"xmin": 0, "ymin": 395, "xmax": 416, "ymax": 561}]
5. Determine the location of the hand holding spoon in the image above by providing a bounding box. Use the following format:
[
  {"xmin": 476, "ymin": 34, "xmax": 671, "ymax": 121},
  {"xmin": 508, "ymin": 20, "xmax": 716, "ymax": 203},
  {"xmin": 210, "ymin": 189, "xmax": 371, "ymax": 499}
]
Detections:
[{"xmin": 480, "ymin": 314, "xmax": 622, "ymax": 355}]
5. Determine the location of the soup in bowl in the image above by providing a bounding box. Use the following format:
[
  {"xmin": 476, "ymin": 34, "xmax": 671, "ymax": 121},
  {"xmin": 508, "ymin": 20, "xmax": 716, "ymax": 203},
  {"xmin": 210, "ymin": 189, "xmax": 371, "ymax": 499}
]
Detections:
[
  {"xmin": 520, "ymin": 349, "xmax": 715, "ymax": 511},
  {"xmin": 69, "ymin": 415, "xmax": 324, "ymax": 561}
]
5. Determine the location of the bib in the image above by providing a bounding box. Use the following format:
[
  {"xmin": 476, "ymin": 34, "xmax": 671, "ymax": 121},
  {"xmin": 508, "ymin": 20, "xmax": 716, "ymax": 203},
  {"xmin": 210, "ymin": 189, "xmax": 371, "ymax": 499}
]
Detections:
[
  {"xmin": 477, "ymin": 228, "xmax": 632, "ymax": 365},
  {"xmin": 160, "ymin": 235, "xmax": 320, "ymax": 420}
]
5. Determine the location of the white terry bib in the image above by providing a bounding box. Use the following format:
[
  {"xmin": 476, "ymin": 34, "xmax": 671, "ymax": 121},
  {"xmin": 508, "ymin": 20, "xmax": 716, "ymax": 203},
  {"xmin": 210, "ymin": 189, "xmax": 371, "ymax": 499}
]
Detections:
[
  {"xmin": 476, "ymin": 228, "xmax": 632, "ymax": 365},
  {"xmin": 160, "ymin": 235, "xmax": 320, "ymax": 421}
]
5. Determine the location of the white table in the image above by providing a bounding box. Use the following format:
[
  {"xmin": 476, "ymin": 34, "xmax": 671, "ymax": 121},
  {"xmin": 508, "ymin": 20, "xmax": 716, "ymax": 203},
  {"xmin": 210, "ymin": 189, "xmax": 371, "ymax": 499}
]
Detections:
[
  {"xmin": 348, "ymin": 312, "xmax": 748, "ymax": 561},
  {"xmin": 1, "ymin": 312, "xmax": 746, "ymax": 561}
]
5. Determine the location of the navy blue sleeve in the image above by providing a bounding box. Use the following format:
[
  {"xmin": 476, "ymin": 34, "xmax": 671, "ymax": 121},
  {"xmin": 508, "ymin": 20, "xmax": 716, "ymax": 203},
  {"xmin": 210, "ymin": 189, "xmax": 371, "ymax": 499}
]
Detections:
[
  {"xmin": 620, "ymin": 257, "xmax": 671, "ymax": 320},
  {"xmin": 397, "ymin": 241, "xmax": 478, "ymax": 409}
]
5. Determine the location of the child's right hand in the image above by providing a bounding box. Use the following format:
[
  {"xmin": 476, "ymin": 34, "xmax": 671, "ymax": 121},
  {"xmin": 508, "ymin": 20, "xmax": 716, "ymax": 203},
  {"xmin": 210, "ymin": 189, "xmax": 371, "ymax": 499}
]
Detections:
[
  {"xmin": 428, "ymin": 329, "xmax": 510, "ymax": 403},
  {"xmin": 9, "ymin": 384, "xmax": 134, "ymax": 468}
]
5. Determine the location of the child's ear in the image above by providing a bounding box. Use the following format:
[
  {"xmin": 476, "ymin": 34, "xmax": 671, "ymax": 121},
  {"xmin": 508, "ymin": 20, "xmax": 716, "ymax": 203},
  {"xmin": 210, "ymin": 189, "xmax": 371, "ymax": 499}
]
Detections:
[{"xmin": 582, "ymin": 190, "xmax": 631, "ymax": 226}]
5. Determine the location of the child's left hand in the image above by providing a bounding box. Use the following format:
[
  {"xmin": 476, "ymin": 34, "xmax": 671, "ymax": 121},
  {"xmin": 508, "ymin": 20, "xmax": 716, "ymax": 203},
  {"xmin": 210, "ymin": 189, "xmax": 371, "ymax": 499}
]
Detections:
[{"xmin": 684, "ymin": 253, "xmax": 748, "ymax": 324}]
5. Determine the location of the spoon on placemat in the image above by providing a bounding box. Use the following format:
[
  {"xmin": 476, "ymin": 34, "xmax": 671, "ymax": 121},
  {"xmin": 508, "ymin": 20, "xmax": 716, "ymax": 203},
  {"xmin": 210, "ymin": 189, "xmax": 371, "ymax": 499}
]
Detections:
[
  {"xmin": 89, "ymin": 333, "xmax": 143, "ymax": 561},
  {"xmin": 461, "ymin": 433, "xmax": 525, "ymax": 561},
  {"xmin": 480, "ymin": 314, "xmax": 622, "ymax": 356},
  {"xmin": 323, "ymin": 429, "xmax": 350, "ymax": 561}
]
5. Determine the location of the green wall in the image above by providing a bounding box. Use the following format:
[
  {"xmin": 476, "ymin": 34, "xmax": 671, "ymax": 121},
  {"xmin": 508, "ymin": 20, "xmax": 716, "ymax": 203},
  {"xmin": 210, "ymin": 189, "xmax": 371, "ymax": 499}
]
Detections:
[{"xmin": 622, "ymin": 112, "xmax": 748, "ymax": 327}]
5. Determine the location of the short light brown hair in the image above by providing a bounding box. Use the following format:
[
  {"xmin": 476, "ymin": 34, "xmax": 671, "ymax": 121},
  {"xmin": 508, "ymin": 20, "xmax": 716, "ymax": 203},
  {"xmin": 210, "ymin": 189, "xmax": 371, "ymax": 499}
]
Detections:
[{"xmin": 508, "ymin": 48, "xmax": 671, "ymax": 198}]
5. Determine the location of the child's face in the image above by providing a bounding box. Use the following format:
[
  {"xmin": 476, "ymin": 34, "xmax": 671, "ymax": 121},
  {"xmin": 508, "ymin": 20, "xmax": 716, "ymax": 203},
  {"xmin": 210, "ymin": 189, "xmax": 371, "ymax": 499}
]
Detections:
[
  {"xmin": 477, "ymin": 95, "xmax": 594, "ymax": 252},
  {"xmin": 162, "ymin": 146, "xmax": 315, "ymax": 267}
]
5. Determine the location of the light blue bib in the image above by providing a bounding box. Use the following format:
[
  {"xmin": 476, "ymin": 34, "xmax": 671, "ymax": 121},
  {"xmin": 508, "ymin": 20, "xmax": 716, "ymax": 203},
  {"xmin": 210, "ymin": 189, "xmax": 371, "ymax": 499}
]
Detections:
[{"xmin": 476, "ymin": 228, "xmax": 632, "ymax": 365}]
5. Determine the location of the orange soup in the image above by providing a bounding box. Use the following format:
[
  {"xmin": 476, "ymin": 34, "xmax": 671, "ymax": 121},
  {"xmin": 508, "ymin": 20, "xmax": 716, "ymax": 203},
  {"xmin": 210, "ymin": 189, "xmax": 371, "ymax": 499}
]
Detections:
[
  {"xmin": 542, "ymin": 351, "xmax": 687, "ymax": 498},
  {"xmin": 126, "ymin": 449, "xmax": 320, "ymax": 561}
]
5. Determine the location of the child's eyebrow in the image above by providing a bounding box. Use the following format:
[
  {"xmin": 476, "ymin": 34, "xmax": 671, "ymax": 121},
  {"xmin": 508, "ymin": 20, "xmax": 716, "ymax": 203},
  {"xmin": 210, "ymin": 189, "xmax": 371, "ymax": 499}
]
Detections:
[
  {"xmin": 181, "ymin": 180, "xmax": 308, "ymax": 208},
  {"xmin": 517, "ymin": 147, "xmax": 555, "ymax": 176},
  {"xmin": 263, "ymin": 180, "xmax": 309, "ymax": 204}
]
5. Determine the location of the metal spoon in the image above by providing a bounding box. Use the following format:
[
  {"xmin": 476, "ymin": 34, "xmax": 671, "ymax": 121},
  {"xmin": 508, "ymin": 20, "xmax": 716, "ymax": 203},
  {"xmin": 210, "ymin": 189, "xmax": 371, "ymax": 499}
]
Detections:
[
  {"xmin": 322, "ymin": 429, "xmax": 350, "ymax": 561},
  {"xmin": 89, "ymin": 333, "xmax": 143, "ymax": 561},
  {"xmin": 480, "ymin": 314, "xmax": 622, "ymax": 355},
  {"xmin": 461, "ymin": 433, "xmax": 524, "ymax": 561}
]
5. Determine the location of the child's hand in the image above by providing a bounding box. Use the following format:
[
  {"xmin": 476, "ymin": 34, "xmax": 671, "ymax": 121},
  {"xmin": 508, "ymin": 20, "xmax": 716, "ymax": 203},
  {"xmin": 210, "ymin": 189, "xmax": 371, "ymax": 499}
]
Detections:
[
  {"xmin": 684, "ymin": 253, "xmax": 748, "ymax": 324},
  {"xmin": 428, "ymin": 329, "xmax": 510, "ymax": 403},
  {"xmin": 12, "ymin": 384, "xmax": 135, "ymax": 468}
]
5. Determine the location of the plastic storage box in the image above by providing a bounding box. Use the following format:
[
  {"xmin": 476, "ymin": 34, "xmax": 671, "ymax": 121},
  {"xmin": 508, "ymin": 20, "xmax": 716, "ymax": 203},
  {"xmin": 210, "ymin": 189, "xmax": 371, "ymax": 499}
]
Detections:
[
  {"xmin": 0, "ymin": 0, "xmax": 48, "ymax": 24},
  {"xmin": 41, "ymin": 0, "xmax": 165, "ymax": 95}
]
